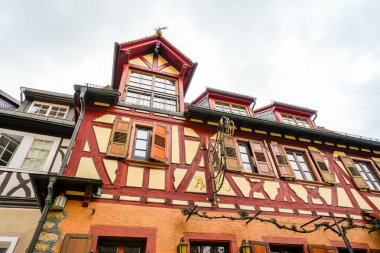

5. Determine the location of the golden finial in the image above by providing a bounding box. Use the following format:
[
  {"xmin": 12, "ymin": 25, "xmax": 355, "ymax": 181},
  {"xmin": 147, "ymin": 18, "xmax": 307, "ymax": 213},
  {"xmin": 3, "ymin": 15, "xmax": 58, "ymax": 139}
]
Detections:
[{"xmin": 154, "ymin": 26, "xmax": 168, "ymax": 36}]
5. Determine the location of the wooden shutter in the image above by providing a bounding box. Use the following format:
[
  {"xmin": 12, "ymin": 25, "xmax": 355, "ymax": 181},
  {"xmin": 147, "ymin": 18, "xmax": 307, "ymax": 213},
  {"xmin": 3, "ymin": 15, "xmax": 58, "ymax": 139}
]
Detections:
[
  {"xmin": 224, "ymin": 136, "xmax": 240, "ymax": 171},
  {"xmin": 60, "ymin": 233, "xmax": 92, "ymax": 253},
  {"xmin": 269, "ymin": 144, "xmax": 295, "ymax": 178},
  {"xmin": 107, "ymin": 119, "xmax": 131, "ymax": 158},
  {"xmin": 250, "ymin": 141, "xmax": 274, "ymax": 176},
  {"xmin": 250, "ymin": 241, "xmax": 270, "ymax": 253},
  {"xmin": 309, "ymin": 245, "xmax": 327, "ymax": 253},
  {"xmin": 310, "ymin": 150, "xmax": 335, "ymax": 183},
  {"xmin": 150, "ymin": 123, "xmax": 168, "ymax": 163},
  {"xmin": 339, "ymin": 156, "xmax": 368, "ymax": 190}
]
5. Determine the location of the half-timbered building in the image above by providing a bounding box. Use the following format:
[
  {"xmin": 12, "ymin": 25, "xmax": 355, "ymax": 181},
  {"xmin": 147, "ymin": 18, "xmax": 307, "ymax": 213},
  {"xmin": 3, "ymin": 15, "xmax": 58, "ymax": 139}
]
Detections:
[
  {"xmin": 0, "ymin": 87, "xmax": 75, "ymax": 252},
  {"xmin": 29, "ymin": 34, "xmax": 380, "ymax": 253}
]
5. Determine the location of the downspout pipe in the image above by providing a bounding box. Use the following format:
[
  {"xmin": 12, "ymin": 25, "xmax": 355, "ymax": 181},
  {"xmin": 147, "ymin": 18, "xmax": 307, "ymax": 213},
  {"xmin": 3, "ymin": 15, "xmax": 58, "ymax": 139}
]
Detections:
[
  {"xmin": 59, "ymin": 87, "xmax": 87, "ymax": 175},
  {"xmin": 27, "ymin": 176, "xmax": 57, "ymax": 253}
]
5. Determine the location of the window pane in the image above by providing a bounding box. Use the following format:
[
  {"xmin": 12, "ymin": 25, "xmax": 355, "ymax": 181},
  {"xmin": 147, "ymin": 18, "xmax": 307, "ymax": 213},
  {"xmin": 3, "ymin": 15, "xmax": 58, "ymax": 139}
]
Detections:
[
  {"xmin": 300, "ymin": 162, "xmax": 311, "ymax": 172},
  {"xmin": 296, "ymin": 154, "xmax": 305, "ymax": 162},
  {"xmin": 99, "ymin": 245, "xmax": 118, "ymax": 253},
  {"xmin": 294, "ymin": 170, "xmax": 303, "ymax": 180},
  {"xmin": 304, "ymin": 172, "xmax": 314, "ymax": 181},
  {"xmin": 290, "ymin": 161, "xmax": 298, "ymax": 170},
  {"xmin": 243, "ymin": 163, "xmax": 253, "ymax": 173},
  {"xmin": 137, "ymin": 130, "xmax": 148, "ymax": 140},
  {"xmin": 133, "ymin": 150, "xmax": 146, "ymax": 160},
  {"xmin": 240, "ymin": 154, "xmax": 250, "ymax": 163},
  {"xmin": 135, "ymin": 140, "xmax": 147, "ymax": 150}
]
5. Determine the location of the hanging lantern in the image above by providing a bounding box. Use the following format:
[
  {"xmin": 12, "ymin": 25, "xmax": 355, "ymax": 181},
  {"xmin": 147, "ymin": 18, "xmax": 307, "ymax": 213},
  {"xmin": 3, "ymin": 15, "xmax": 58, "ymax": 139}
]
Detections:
[
  {"xmin": 51, "ymin": 193, "xmax": 67, "ymax": 211},
  {"xmin": 240, "ymin": 239, "xmax": 252, "ymax": 253},
  {"xmin": 177, "ymin": 237, "xmax": 188, "ymax": 253}
]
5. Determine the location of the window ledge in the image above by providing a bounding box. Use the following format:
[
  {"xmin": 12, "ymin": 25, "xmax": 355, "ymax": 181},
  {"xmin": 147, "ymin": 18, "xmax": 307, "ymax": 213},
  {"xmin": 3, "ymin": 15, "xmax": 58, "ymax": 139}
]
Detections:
[
  {"xmin": 239, "ymin": 171, "xmax": 278, "ymax": 180},
  {"xmin": 124, "ymin": 159, "xmax": 169, "ymax": 169},
  {"xmin": 293, "ymin": 179, "xmax": 327, "ymax": 186}
]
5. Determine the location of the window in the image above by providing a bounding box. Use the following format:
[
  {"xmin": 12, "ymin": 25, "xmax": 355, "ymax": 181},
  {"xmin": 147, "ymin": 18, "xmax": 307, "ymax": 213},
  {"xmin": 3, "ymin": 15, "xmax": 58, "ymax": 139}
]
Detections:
[
  {"xmin": 125, "ymin": 72, "xmax": 178, "ymax": 112},
  {"xmin": 28, "ymin": 102, "xmax": 68, "ymax": 119},
  {"xmin": 0, "ymin": 134, "xmax": 22, "ymax": 166},
  {"xmin": 133, "ymin": 127, "xmax": 152, "ymax": 161},
  {"xmin": 21, "ymin": 139, "xmax": 53, "ymax": 170},
  {"xmin": 354, "ymin": 161, "xmax": 380, "ymax": 190},
  {"xmin": 238, "ymin": 142, "xmax": 255, "ymax": 173},
  {"xmin": 190, "ymin": 243, "xmax": 229, "ymax": 253},
  {"xmin": 286, "ymin": 151, "xmax": 315, "ymax": 181},
  {"xmin": 98, "ymin": 240, "xmax": 145, "ymax": 253},
  {"xmin": 281, "ymin": 114, "xmax": 311, "ymax": 128},
  {"xmin": 0, "ymin": 237, "xmax": 18, "ymax": 253},
  {"xmin": 270, "ymin": 244, "xmax": 303, "ymax": 253},
  {"xmin": 214, "ymin": 101, "xmax": 248, "ymax": 116}
]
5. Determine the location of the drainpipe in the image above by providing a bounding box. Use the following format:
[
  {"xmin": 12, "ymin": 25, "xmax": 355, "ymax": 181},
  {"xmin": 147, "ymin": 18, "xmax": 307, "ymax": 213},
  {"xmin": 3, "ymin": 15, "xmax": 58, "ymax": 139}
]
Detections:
[
  {"xmin": 27, "ymin": 176, "xmax": 57, "ymax": 253},
  {"xmin": 59, "ymin": 87, "xmax": 87, "ymax": 175},
  {"xmin": 312, "ymin": 112, "xmax": 318, "ymax": 127},
  {"xmin": 250, "ymin": 100, "xmax": 257, "ymax": 116}
]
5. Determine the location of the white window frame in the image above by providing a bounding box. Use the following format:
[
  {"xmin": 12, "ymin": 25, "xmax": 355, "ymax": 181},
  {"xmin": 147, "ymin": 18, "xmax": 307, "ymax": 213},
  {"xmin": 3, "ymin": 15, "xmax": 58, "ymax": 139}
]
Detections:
[
  {"xmin": 27, "ymin": 101, "xmax": 69, "ymax": 119},
  {"xmin": 0, "ymin": 236, "xmax": 18, "ymax": 253},
  {"xmin": 0, "ymin": 128, "xmax": 60, "ymax": 172}
]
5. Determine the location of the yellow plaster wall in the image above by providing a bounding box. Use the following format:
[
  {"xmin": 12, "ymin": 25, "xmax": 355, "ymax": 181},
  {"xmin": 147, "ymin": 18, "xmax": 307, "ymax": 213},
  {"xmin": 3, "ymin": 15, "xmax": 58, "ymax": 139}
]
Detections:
[
  {"xmin": 93, "ymin": 126, "xmax": 112, "ymax": 153},
  {"xmin": 143, "ymin": 53, "xmax": 154, "ymax": 65},
  {"xmin": 148, "ymin": 169, "xmax": 166, "ymax": 190},
  {"xmin": 198, "ymin": 156, "xmax": 205, "ymax": 167},
  {"xmin": 129, "ymin": 57, "xmax": 149, "ymax": 67},
  {"xmin": 161, "ymin": 65, "xmax": 180, "ymax": 75},
  {"xmin": 184, "ymin": 140, "xmax": 200, "ymax": 165},
  {"xmin": 216, "ymin": 177, "xmax": 236, "ymax": 196},
  {"xmin": 103, "ymin": 159, "xmax": 118, "ymax": 184},
  {"xmin": 75, "ymin": 157, "xmax": 100, "ymax": 180},
  {"xmin": 231, "ymin": 176, "xmax": 250, "ymax": 198},
  {"xmin": 171, "ymin": 126, "xmax": 180, "ymax": 164},
  {"xmin": 126, "ymin": 166, "xmax": 144, "ymax": 188},
  {"xmin": 318, "ymin": 187, "xmax": 332, "ymax": 205},
  {"xmin": 336, "ymin": 187, "xmax": 353, "ymax": 208},
  {"xmin": 0, "ymin": 208, "xmax": 40, "ymax": 253},
  {"xmin": 184, "ymin": 127, "xmax": 200, "ymax": 138},
  {"xmin": 367, "ymin": 196, "xmax": 380, "ymax": 210},
  {"xmin": 263, "ymin": 181, "xmax": 280, "ymax": 200},
  {"xmin": 93, "ymin": 114, "xmax": 116, "ymax": 124},
  {"xmin": 350, "ymin": 189, "xmax": 373, "ymax": 210},
  {"xmin": 83, "ymin": 140, "xmax": 90, "ymax": 152},
  {"xmin": 288, "ymin": 184, "xmax": 308, "ymax": 203},
  {"xmin": 174, "ymin": 168, "xmax": 188, "ymax": 190},
  {"xmin": 186, "ymin": 171, "xmax": 207, "ymax": 193},
  {"xmin": 157, "ymin": 55, "xmax": 168, "ymax": 66},
  {"xmin": 56, "ymin": 201, "xmax": 380, "ymax": 253}
]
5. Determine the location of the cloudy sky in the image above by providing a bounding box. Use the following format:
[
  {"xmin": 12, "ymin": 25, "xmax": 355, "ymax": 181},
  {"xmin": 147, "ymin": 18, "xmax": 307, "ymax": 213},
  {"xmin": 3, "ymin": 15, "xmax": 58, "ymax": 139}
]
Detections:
[{"xmin": 1, "ymin": 0, "xmax": 379, "ymax": 139}]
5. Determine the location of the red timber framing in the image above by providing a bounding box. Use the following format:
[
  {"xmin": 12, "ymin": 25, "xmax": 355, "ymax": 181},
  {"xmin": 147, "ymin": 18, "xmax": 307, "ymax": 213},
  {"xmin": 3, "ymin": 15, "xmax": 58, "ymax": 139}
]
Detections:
[
  {"xmin": 64, "ymin": 101, "xmax": 380, "ymax": 222},
  {"xmin": 89, "ymin": 226, "xmax": 157, "ymax": 253}
]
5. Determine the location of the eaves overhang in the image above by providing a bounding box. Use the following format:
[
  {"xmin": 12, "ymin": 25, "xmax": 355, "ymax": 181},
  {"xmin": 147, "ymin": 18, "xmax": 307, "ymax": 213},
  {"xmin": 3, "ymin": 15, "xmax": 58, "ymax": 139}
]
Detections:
[
  {"xmin": 22, "ymin": 87, "xmax": 74, "ymax": 106},
  {"xmin": 74, "ymin": 84, "xmax": 121, "ymax": 106},
  {"xmin": 29, "ymin": 174, "xmax": 103, "ymax": 211},
  {"xmin": 0, "ymin": 109, "xmax": 75, "ymax": 138},
  {"xmin": 187, "ymin": 105, "xmax": 380, "ymax": 150}
]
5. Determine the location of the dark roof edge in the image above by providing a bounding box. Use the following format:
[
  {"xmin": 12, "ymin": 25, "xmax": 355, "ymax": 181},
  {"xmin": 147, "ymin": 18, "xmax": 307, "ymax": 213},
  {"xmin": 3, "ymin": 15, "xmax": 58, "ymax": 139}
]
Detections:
[
  {"xmin": 255, "ymin": 101, "xmax": 317, "ymax": 115},
  {"xmin": 21, "ymin": 87, "xmax": 73, "ymax": 100},
  {"xmin": 74, "ymin": 84, "xmax": 121, "ymax": 98},
  {"xmin": 0, "ymin": 90, "xmax": 20, "ymax": 106},
  {"xmin": 187, "ymin": 105, "xmax": 380, "ymax": 149},
  {"xmin": 206, "ymin": 87, "xmax": 256, "ymax": 102}
]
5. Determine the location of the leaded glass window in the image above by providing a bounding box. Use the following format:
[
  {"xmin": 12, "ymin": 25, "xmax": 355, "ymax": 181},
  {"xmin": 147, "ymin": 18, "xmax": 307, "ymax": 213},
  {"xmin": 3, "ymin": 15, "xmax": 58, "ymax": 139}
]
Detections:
[{"xmin": 22, "ymin": 139, "xmax": 53, "ymax": 170}]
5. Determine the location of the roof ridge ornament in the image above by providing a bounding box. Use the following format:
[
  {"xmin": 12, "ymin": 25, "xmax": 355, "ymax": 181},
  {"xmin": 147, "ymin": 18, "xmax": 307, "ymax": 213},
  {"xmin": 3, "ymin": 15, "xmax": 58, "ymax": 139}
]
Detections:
[{"xmin": 154, "ymin": 26, "xmax": 168, "ymax": 36}]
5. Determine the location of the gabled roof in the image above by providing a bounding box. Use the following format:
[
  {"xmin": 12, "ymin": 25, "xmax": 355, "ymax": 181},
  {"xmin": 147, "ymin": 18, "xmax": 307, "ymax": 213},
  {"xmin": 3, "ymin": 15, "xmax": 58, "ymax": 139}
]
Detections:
[
  {"xmin": 0, "ymin": 89, "xmax": 20, "ymax": 107},
  {"xmin": 192, "ymin": 87, "xmax": 256, "ymax": 106},
  {"xmin": 111, "ymin": 35, "xmax": 197, "ymax": 95},
  {"xmin": 255, "ymin": 101, "xmax": 317, "ymax": 117}
]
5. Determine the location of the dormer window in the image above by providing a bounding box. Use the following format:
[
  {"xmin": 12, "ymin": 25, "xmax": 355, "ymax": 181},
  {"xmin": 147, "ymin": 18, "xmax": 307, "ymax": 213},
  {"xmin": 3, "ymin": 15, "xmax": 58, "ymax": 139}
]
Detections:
[
  {"xmin": 125, "ymin": 71, "xmax": 178, "ymax": 112},
  {"xmin": 214, "ymin": 101, "xmax": 248, "ymax": 116},
  {"xmin": 280, "ymin": 113, "xmax": 312, "ymax": 128},
  {"xmin": 28, "ymin": 101, "xmax": 68, "ymax": 119}
]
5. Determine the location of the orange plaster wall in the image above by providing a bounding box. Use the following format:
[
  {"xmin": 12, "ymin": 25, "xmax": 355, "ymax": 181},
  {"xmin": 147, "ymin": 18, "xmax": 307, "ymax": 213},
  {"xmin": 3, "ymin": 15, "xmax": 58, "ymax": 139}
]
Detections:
[{"xmin": 55, "ymin": 201, "xmax": 380, "ymax": 253}]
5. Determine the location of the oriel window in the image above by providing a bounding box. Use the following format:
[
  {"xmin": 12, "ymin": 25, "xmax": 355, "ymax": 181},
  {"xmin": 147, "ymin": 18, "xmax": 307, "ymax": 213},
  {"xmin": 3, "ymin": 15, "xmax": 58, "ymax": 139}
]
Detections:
[{"xmin": 125, "ymin": 71, "xmax": 178, "ymax": 112}]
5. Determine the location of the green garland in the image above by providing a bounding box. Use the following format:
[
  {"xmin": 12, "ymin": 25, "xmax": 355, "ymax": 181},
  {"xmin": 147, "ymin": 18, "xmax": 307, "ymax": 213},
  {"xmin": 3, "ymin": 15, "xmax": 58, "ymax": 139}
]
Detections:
[{"xmin": 181, "ymin": 206, "xmax": 380, "ymax": 235}]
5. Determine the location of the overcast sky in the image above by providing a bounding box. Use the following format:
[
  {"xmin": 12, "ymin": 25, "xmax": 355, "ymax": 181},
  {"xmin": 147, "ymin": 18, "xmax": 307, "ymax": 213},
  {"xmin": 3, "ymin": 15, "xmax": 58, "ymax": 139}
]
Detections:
[{"xmin": 1, "ymin": 0, "xmax": 379, "ymax": 139}]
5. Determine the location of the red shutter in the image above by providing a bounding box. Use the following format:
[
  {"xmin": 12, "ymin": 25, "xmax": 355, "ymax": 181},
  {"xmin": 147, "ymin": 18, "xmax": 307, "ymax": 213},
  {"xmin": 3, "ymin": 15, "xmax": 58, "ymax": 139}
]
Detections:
[
  {"xmin": 310, "ymin": 150, "xmax": 335, "ymax": 184},
  {"xmin": 150, "ymin": 123, "xmax": 168, "ymax": 163},
  {"xmin": 269, "ymin": 144, "xmax": 295, "ymax": 178},
  {"xmin": 339, "ymin": 156, "xmax": 368, "ymax": 190},
  {"xmin": 107, "ymin": 119, "xmax": 131, "ymax": 158},
  {"xmin": 250, "ymin": 241, "xmax": 270, "ymax": 253},
  {"xmin": 250, "ymin": 141, "xmax": 274, "ymax": 176},
  {"xmin": 60, "ymin": 234, "xmax": 92, "ymax": 253},
  {"xmin": 224, "ymin": 136, "xmax": 240, "ymax": 171}
]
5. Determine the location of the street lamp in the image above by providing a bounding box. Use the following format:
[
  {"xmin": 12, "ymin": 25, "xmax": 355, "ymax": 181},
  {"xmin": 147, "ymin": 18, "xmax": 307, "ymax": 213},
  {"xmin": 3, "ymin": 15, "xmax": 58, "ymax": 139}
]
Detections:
[
  {"xmin": 240, "ymin": 239, "xmax": 252, "ymax": 253},
  {"xmin": 177, "ymin": 237, "xmax": 188, "ymax": 253}
]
